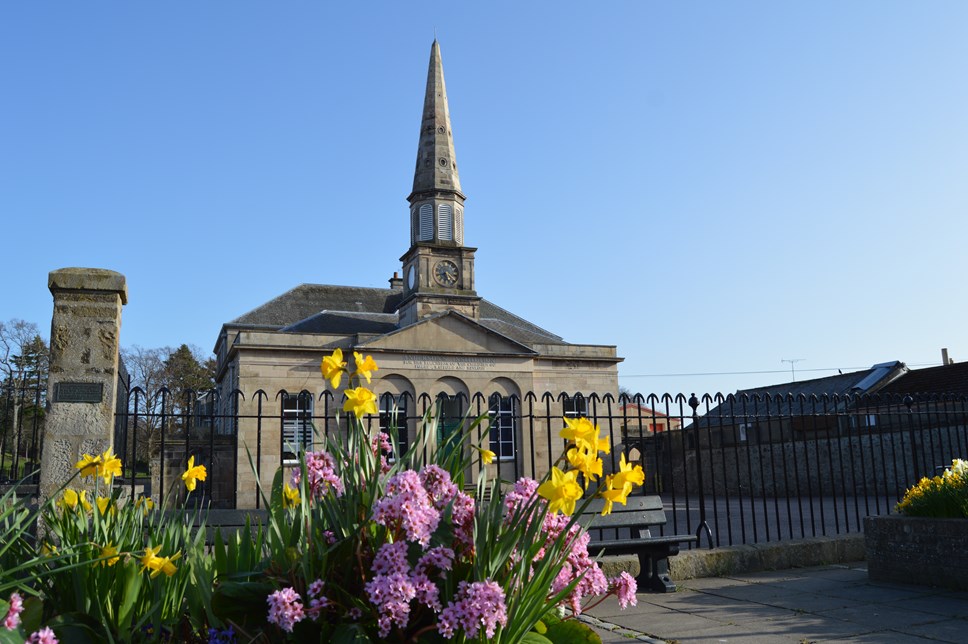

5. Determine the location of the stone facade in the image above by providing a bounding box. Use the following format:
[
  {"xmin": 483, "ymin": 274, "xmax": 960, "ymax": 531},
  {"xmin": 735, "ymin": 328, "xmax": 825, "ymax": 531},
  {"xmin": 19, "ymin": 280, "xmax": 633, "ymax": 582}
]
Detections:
[
  {"xmin": 39, "ymin": 268, "xmax": 127, "ymax": 503},
  {"xmin": 212, "ymin": 42, "xmax": 622, "ymax": 507}
]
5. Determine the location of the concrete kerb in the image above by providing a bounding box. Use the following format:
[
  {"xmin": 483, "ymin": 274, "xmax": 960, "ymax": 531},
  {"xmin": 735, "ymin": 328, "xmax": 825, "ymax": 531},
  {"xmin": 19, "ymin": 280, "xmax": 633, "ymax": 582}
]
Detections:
[{"xmin": 598, "ymin": 533, "xmax": 866, "ymax": 582}]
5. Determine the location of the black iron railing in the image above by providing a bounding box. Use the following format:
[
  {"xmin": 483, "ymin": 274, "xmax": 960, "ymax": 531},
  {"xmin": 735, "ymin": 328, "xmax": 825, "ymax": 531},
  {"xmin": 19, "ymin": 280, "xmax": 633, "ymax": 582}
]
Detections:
[{"xmin": 111, "ymin": 384, "xmax": 968, "ymax": 547}]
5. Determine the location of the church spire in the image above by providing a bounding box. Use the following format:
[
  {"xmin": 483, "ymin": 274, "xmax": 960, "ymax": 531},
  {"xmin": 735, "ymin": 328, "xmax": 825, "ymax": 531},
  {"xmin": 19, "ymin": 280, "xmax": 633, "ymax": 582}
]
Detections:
[
  {"xmin": 398, "ymin": 40, "xmax": 479, "ymax": 326},
  {"xmin": 410, "ymin": 39, "xmax": 464, "ymax": 201}
]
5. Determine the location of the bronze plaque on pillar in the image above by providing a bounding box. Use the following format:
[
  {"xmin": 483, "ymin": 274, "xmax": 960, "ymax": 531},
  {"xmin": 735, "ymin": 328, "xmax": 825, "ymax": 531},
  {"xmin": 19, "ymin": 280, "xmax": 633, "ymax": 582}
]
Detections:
[{"xmin": 54, "ymin": 382, "xmax": 104, "ymax": 403}]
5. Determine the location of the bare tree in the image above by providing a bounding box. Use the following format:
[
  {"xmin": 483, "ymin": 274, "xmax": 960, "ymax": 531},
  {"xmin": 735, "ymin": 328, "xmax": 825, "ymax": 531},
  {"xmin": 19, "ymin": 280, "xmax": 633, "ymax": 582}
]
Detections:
[{"xmin": 0, "ymin": 319, "xmax": 49, "ymax": 478}]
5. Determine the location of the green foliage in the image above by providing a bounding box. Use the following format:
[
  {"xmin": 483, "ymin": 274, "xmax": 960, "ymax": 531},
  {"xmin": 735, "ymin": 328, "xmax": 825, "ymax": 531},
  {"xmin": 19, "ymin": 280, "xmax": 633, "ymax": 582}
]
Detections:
[{"xmin": 896, "ymin": 461, "xmax": 968, "ymax": 518}]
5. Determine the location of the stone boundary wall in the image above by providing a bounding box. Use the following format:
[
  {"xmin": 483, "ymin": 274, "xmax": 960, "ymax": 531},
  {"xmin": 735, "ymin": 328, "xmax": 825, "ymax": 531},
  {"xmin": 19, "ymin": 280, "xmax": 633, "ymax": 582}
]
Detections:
[{"xmin": 666, "ymin": 424, "xmax": 967, "ymax": 497}]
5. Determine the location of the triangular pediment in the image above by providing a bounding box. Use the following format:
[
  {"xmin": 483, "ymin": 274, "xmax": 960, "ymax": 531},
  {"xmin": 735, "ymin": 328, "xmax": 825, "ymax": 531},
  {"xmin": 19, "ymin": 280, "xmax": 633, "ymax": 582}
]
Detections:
[{"xmin": 358, "ymin": 311, "xmax": 536, "ymax": 356}]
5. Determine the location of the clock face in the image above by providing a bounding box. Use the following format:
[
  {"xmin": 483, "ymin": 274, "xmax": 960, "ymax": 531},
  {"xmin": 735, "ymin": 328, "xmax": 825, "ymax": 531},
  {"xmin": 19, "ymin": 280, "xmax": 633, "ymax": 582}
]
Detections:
[
  {"xmin": 406, "ymin": 265, "xmax": 416, "ymax": 290},
  {"xmin": 433, "ymin": 260, "xmax": 459, "ymax": 287}
]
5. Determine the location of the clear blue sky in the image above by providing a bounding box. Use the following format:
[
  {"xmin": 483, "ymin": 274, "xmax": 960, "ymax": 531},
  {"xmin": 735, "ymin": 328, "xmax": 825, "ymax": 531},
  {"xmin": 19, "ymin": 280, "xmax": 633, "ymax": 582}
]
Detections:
[{"xmin": 2, "ymin": 2, "xmax": 966, "ymax": 396}]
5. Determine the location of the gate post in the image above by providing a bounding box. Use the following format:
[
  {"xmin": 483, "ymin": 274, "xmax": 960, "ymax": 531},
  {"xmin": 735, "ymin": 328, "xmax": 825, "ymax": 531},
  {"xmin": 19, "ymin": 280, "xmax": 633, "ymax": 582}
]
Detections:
[{"xmin": 38, "ymin": 268, "xmax": 127, "ymax": 503}]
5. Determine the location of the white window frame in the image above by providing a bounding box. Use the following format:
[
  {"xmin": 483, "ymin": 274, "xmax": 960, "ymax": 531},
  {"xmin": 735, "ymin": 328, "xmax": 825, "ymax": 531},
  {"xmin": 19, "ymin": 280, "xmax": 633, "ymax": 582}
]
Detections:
[
  {"xmin": 282, "ymin": 394, "xmax": 314, "ymax": 465},
  {"xmin": 489, "ymin": 394, "xmax": 517, "ymax": 462}
]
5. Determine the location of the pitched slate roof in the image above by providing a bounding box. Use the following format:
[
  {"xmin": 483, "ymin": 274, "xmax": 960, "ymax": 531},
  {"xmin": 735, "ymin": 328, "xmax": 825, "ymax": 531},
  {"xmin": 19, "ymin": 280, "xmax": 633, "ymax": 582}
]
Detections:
[
  {"xmin": 226, "ymin": 284, "xmax": 566, "ymax": 347},
  {"xmin": 730, "ymin": 361, "xmax": 906, "ymax": 400},
  {"xmin": 229, "ymin": 285, "xmax": 404, "ymax": 328},
  {"xmin": 876, "ymin": 361, "xmax": 968, "ymax": 396},
  {"xmin": 695, "ymin": 361, "xmax": 908, "ymax": 425}
]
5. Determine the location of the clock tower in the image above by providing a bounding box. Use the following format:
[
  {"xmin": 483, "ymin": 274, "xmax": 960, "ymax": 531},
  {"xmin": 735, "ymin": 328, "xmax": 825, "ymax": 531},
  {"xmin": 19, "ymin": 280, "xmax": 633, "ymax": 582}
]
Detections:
[{"xmin": 398, "ymin": 40, "xmax": 481, "ymax": 326}]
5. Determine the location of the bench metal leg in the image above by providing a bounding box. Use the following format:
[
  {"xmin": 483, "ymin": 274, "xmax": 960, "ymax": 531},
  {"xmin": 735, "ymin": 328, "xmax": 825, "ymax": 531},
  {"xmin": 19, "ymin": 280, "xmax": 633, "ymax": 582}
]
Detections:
[{"xmin": 635, "ymin": 554, "xmax": 677, "ymax": 593}]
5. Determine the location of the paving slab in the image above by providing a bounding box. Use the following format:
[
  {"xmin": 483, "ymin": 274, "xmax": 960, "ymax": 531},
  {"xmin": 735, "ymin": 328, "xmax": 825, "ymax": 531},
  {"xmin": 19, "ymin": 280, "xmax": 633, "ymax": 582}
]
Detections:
[{"xmin": 584, "ymin": 561, "xmax": 968, "ymax": 644}]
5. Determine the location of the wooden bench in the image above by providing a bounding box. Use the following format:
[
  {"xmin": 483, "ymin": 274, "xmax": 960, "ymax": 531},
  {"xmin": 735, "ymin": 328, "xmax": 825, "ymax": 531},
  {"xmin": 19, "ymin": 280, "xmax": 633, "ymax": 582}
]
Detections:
[{"xmin": 584, "ymin": 495, "xmax": 697, "ymax": 593}]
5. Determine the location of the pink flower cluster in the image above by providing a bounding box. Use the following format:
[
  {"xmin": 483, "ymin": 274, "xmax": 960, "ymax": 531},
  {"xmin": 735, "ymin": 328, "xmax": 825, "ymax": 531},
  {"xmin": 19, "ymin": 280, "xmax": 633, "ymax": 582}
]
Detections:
[
  {"xmin": 371, "ymin": 432, "xmax": 393, "ymax": 474},
  {"xmin": 306, "ymin": 579, "xmax": 331, "ymax": 621},
  {"xmin": 266, "ymin": 587, "xmax": 305, "ymax": 633},
  {"xmin": 291, "ymin": 450, "xmax": 344, "ymax": 498},
  {"xmin": 438, "ymin": 580, "xmax": 508, "ymax": 639},
  {"xmin": 612, "ymin": 571, "xmax": 638, "ymax": 608},
  {"xmin": 3, "ymin": 592, "xmax": 23, "ymax": 630},
  {"xmin": 26, "ymin": 627, "xmax": 58, "ymax": 644},
  {"xmin": 364, "ymin": 542, "xmax": 456, "ymax": 637},
  {"xmin": 503, "ymin": 478, "xmax": 613, "ymax": 615},
  {"xmin": 372, "ymin": 467, "xmax": 474, "ymax": 548}
]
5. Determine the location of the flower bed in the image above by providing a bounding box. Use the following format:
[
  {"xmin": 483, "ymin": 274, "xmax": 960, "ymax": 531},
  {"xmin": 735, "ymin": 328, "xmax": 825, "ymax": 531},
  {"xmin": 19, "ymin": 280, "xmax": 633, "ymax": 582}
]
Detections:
[
  {"xmin": 866, "ymin": 459, "xmax": 968, "ymax": 590},
  {"xmin": 0, "ymin": 350, "xmax": 644, "ymax": 643}
]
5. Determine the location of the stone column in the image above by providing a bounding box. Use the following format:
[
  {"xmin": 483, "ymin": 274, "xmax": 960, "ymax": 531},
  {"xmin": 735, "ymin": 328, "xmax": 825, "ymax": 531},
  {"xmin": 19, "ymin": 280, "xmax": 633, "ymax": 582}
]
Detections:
[{"xmin": 38, "ymin": 268, "xmax": 127, "ymax": 503}]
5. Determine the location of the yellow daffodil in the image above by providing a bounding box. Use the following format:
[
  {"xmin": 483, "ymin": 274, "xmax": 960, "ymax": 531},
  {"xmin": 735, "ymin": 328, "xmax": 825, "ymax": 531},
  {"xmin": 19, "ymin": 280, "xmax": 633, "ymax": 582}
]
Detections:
[
  {"xmin": 75, "ymin": 452, "xmax": 102, "ymax": 478},
  {"xmin": 141, "ymin": 546, "xmax": 180, "ymax": 578},
  {"xmin": 351, "ymin": 352, "xmax": 379, "ymax": 384},
  {"xmin": 283, "ymin": 483, "xmax": 300, "ymax": 508},
  {"xmin": 135, "ymin": 495, "xmax": 155, "ymax": 515},
  {"xmin": 59, "ymin": 488, "xmax": 80, "ymax": 511},
  {"xmin": 537, "ymin": 466, "xmax": 583, "ymax": 516},
  {"xmin": 79, "ymin": 490, "xmax": 93, "ymax": 513},
  {"xmin": 566, "ymin": 445, "xmax": 603, "ymax": 486},
  {"xmin": 321, "ymin": 348, "xmax": 347, "ymax": 389},
  {"xmin": 182, "ymin": 455, "xmax": 207, "ymax": 492},
  {"xmin": 599, "ymin": 474, "xmax": 631, "ymax": 516},
  {"xmin": 561, "ymin": 417, "xmax": 610, "ymax": 455},
  {"xmin": 611, "ymin": 453, "xmax": 645, "ymax": 492},
  {"xmin": 41, "ymin": 542, "xmax": 58, "ymax": 557},
  {"xmin": 99, "ymin": 448, "xmax": 122, "ymax": 484},
  {"xmin": 96, "ymin": 496, "xmax": 114, "ymax": 516},
  {"xmin": 478, "ymin": 447, "xmax": 496, "ymax": 465},
  {"xmin": 343, "ymin": 386, "xmax": 378, "ymax": 420},
  {"xmin": 99, "ymin": 543, "xmax": 120, "ymax": 567}
]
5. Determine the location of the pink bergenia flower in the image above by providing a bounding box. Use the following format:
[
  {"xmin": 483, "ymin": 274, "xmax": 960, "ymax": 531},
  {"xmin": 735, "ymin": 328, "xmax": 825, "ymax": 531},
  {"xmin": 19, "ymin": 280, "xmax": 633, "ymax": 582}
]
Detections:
[
  {"xmin": 450, "ymin": 491, "xmax": 476, "ymax": 554},
  {"xmin": 612, "ymin": 571, "xmax": 638, "ymax": 608},
  {"xmin": 3, "ymin": 592, "xmax": 23, "ymax": 630},
  {"xmin": 26, "ymin": 627, "xmax": 58, "ymax": 644},
  {"xmin": 291, "ymin": 450, "xmax": 344, "ymax": 498},
  {"xmin": 438, "ymin": 580, "xmax": 508, "ymax": 640},
  {"xmin": 419, "ymin": 465, "xmax": 458, "ymax": 509},
  {"xmin": 373, "ymin": 470, "xmax": 440, "ymax": 545},
  {"xmin": 416, "ymin": 546, "xmax": 455, "ymax": 577},
  {"xmin": 267, "ymin": 587, "xmax": 305, "ymax": 633}
]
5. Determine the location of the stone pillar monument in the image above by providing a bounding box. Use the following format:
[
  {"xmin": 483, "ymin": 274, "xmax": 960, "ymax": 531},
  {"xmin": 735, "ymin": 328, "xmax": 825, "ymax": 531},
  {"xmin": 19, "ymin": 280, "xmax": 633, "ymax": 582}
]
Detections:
[{"xmin": 38, "ymin": 268, "xmax": 127, "ymax": 502}]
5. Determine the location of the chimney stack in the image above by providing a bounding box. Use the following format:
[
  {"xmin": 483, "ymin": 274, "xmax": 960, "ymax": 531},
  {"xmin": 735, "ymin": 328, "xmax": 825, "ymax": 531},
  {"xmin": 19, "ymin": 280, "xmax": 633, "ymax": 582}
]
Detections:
[
  {"xmin": 942, "ymin": 348, "xmax": 953, "ymax": 365},
  {"xmin": 389, "ymin": 271, "xmax": 403, "ymax": 291}
]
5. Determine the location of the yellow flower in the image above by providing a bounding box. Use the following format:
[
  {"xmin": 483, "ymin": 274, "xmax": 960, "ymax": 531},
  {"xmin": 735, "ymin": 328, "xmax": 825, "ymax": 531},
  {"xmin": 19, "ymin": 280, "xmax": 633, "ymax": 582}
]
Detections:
[
  {"xmin": 79, "ymin": 490, "xmax": 93, "ymax": 513},
  {"xmin": 599, "ymin": 474, "xmax": 631, "ymax": 516},
  {"xmin": 283, "ymin": 483, "xmax": 300, "ymax": 508},
  {"xmin": 59, "ymin": 488, "xmax": 80, "ymax": 511},
  {"xmin": 135, "ymin": 495, "xmax": 155, "ymax": 514},
  {"xmin": 561, "ymin": 417, "xmax": 610, "ymax": 454},
  {"xmin": 96, "ymin": 496, "xmax": 115, "ymax": 516},
  {"xmin": 99, "ymin": 448, "xmax": 122, "ymax": 484},
  {"xmin": 566, "ymin": 445, "xmax": 603, "ymax": 486},
  {"xmin": 537, "ymin": 466, "xmax": 583, "ymax": 516},
  {"xmin": 343, "ymin": 386, "xmax": 378, "ymax": 420},
  {"xmin": 479, "ymin": 448, "xmax": 496, "ymax": 465},
  {"xmin": 321, "ymin": 348, "xmax": 347, "ymax": 389},
  {"xmin": 140, "ymin": 545, "xmax": 180, "ymax": 578},
  {"xmin": 182, "ymin": 455, "xmax": 207, "ymax": 492},
  {"xmin": 611, "ymin": 453, "xmax": 645, "ymax": 492},
  {"xmin": 351, "ymin": 352, "xmax": 379, "ymax": 384},
  {"xmin": 41, "ymin": 542, "xmax": 58, "ymax": 557},
  {"xmin": 100, "ymin": 543, "xmax": 120, "ymax": 567},
  {"xmin": 75, "ymin": 453, "xmax": 102, "ymax": 478}
]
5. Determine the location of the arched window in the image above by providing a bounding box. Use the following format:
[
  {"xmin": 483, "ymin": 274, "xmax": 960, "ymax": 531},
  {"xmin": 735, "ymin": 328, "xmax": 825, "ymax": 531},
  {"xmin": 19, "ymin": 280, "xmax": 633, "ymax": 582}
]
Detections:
[
  {"xmin": 437, "ymin": 204, "xmax": 453, "ymax": 241},
  {"xmin": 418, "ymin": 204, "xmax": 433, "ymax": 241},
  {"xmin": 488, "ymin": 393, "xmax": 517, "ymax": 461}
]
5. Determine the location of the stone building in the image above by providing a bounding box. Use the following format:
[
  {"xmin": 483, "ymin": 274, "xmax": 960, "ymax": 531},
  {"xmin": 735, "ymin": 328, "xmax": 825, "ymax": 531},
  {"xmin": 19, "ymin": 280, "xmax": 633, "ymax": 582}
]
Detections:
[{"xmin": 212, "ymin": 41, "xmax": 621, "ymax": 506}]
